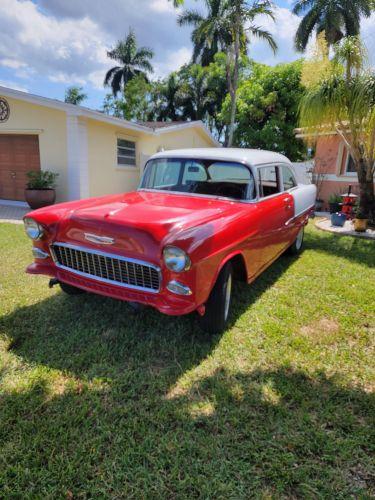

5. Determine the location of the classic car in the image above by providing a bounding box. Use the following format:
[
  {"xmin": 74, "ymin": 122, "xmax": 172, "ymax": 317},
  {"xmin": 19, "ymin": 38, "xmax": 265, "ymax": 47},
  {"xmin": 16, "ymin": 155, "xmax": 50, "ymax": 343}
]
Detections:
[{"xmin": 24, "ymin": 148, "xmax": 316, "ymax": 333}]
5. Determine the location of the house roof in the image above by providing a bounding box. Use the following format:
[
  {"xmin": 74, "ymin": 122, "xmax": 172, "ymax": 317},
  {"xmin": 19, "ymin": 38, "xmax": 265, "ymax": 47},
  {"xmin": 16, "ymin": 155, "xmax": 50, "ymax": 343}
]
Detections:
[{"xmin": 0, "ymin": 85, "xmax": 220, "ymax": 145}]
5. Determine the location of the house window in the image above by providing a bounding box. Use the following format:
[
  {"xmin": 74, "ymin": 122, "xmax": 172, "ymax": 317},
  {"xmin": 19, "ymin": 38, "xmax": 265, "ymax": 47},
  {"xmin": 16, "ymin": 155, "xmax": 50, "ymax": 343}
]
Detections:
[
  {"xmin": 117, "ymin": 138, "xmax": 136, "ymax": 167},
  {"xmin": 345, "ymin": 154, "xmax": 356, "ymax": 175},
  {"xmin": 258, "ymin": 165, "xmax": 280, "ymax": 197}
]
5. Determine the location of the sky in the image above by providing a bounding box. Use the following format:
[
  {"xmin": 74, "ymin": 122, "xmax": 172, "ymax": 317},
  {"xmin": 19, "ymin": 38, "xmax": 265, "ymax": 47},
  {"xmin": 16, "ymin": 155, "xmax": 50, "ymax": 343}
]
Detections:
[{"xmin": 0, "ymin": 0, "xmax": 374, "ymax": 110}]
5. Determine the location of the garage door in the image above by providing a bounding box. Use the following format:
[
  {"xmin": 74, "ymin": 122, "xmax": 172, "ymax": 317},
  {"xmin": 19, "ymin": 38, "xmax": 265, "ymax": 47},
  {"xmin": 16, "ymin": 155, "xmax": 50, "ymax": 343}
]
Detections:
[{"xmin": 0, "ymin": 134, "xmax": 40, "ymax": 201}]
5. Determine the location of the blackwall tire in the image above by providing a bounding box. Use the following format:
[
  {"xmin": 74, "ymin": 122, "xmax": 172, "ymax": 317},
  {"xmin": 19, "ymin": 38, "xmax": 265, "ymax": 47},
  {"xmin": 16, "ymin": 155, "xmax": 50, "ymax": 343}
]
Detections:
[{"xmin": 198, "ymin": 262, "xmax": 233, "ymax": 334}]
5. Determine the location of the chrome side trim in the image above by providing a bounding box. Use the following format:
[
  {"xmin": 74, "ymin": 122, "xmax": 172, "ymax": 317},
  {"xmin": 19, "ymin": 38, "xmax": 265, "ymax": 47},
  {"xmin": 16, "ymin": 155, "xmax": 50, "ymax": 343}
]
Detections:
[
  {"xmin": 50, "ymin": 242, "xmax": 162, "ymax": 294},
  {"xmin": 285, "ymin": 205, "xmax": 315, "ymax": 226}
]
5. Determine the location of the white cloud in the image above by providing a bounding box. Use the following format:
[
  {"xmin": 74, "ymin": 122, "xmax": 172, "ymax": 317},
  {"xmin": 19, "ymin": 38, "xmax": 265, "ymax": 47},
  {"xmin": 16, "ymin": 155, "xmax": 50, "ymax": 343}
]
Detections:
[
  {"xmin": 150, "ymin": 0, "xmax": 179, "ymax": 14},
  {"xmin": 0, "ymin": 0, "xmax": 112, "ymax": 89},
  {"xmin": 0, "ymin": 59, "xmax": 27, "ymax": 69},
  {"xmin": 154, "ymin": 47, "xmax": 192, "ymax": 78}
]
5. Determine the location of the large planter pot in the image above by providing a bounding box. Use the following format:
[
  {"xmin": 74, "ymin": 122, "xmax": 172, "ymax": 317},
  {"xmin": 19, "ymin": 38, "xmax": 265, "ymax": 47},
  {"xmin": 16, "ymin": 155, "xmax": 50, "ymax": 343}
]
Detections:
[
  {"xmin": 329, "ymin": 202, "xmax": 341, "ymax": 214},
  {"xmin": 353, "ymin": 218, "xmax": 368, "ymax": 233},
  {"xmin": 25, "ymin": 189, "xmax": 56, "ymax": 210}
]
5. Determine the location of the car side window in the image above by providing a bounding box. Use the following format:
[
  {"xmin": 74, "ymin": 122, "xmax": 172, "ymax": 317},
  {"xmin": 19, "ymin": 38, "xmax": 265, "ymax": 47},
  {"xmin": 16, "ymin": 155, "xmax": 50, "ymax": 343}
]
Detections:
[
  {"xmin": 152, "ymin": 159, "xmax": 180, "ymax": 188},
  {"xmin": 258, "ymin": 166, "xmax": 281, "ymax": 198},
  {"xmin": 281, "ymin": 165, "xmax": 297, "ymax": 191}
]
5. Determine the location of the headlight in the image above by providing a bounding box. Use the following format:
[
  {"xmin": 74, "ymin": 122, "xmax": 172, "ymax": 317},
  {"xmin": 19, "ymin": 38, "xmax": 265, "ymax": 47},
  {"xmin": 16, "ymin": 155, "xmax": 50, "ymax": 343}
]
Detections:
[
  {"xmin": 24, "ymin": 217, "xmax": 44, "ymax": 240},
  {"xmin": 163, "ymin": 246, "xmax": 191, "ymax": 273}
]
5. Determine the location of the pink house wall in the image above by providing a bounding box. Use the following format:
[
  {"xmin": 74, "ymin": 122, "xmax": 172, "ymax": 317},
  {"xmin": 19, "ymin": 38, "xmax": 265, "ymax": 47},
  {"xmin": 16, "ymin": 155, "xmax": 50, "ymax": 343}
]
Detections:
[{"xmin": 314, "ymin": 135, "xmax": 362, "ymax": 209}]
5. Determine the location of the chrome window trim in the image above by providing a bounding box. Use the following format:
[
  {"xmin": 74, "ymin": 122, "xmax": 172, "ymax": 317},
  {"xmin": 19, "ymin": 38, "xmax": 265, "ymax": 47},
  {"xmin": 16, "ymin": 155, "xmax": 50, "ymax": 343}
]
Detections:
[{"xmin": 50, "ymin": 242, "xmax": 161, "ymax": 294}]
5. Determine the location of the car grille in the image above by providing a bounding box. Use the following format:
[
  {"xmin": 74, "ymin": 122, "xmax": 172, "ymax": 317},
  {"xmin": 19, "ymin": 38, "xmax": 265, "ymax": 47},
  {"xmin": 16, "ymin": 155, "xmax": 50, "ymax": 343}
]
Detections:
[{"xmin": 51, "ymin": 243, "xmax": 160, "ymax": 292}]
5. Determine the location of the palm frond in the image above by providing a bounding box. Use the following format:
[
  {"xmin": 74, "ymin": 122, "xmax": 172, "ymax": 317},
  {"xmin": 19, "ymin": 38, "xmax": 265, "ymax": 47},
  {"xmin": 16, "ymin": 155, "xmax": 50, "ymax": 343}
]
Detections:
[
  {"xmin": 248, "ymin": 26, "xmax": 278, "ymax": 54},
  {"xmin": 104, "ymin": 66, "xmax": 121, "ymax": 86},
  {"xmin": 177, "ymin": 10, "xmax": 204, "ymax": 27},
  {"xmin": 294, "ymin": 7, "xmax": 320, "ymax": 51}
]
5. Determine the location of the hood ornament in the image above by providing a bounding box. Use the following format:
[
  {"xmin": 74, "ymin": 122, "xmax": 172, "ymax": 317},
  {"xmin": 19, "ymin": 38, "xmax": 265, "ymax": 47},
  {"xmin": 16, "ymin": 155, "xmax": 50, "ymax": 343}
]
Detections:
[{"xmin": 84, "ymin": 233, "xmax": 115, "ymax": 245}]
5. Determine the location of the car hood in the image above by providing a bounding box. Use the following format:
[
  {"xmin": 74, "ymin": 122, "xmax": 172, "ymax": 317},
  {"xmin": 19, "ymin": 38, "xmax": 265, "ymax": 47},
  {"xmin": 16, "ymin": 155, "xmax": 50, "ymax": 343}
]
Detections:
[{"xmin": 35, "ymin": 191, "xmax": 245, "ymax": 261}]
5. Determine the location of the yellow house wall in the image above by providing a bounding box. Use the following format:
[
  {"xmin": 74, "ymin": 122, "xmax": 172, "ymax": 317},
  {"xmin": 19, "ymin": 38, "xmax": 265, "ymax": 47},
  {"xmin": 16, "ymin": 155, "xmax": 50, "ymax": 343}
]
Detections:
[
  {"xmin": 88, "ymin": 122, "xmax": 216, "ymax": 197},
  {"xmin": 0, "ymin": 96, "xmax": 68, "ymax": 201},
  {"xmin": 87, "ymin": 119, "xmax": 143, "ymax": 197}
]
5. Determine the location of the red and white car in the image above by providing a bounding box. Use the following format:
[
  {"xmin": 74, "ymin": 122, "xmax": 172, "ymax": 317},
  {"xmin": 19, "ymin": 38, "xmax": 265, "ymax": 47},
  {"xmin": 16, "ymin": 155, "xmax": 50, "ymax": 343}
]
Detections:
[{"xmin": 24, "ymin": 149, "xmax": 316, "ymax": 333}]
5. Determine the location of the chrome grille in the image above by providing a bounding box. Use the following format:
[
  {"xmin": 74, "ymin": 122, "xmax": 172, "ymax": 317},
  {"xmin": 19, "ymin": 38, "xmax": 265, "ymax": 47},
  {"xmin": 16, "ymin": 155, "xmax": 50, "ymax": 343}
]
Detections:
[{"xmin": 51, "ymin": 243, "xmax": 160, "ymax": 293}]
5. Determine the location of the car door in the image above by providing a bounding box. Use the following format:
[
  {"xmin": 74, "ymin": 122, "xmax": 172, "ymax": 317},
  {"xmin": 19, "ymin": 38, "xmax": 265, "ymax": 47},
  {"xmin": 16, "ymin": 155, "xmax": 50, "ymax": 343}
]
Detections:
[{"xmin": 256, "ymin": 164, "xmax": 294, "ymax": 269}]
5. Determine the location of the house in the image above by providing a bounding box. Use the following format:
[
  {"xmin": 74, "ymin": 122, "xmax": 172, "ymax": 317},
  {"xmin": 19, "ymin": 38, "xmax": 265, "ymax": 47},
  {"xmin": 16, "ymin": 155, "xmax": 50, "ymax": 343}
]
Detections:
[
  {"xmin": 295, "ymin": 127, "xmax": 374, "ymax": 210},
  {"xmin": 0, "ymin": 86, "xmax": 219, "ymax": 204}
]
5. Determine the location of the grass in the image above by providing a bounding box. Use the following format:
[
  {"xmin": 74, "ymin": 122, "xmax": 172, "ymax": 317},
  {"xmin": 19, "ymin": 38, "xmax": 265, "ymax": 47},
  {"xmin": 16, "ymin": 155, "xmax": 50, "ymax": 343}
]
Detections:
[{"xmin": 0, "ymin": 221, "xmax": 374, "ymax": 498}]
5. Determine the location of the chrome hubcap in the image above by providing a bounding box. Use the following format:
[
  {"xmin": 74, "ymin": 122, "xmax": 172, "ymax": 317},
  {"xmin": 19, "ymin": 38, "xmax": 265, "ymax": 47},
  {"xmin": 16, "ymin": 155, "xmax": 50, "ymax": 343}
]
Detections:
[
  {"xmin": 224, "ymin": 274, "xmax": 232, "ymax": 321},
  {"xmin": 296, "ymin": 228, "xmax": 304, "ymax": 250}
]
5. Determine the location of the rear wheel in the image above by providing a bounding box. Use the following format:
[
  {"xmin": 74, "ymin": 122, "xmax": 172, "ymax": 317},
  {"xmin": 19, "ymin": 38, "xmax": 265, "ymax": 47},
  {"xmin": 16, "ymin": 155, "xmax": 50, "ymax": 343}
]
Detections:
[
  {"xmin": 198, "ymin": 262, "xmax": 233, "ymax": 334},
  {"xmin": 288, "ymin": 226, "xmax": 304, "ymax": 255},
  {"xmin": 59, "ymin": 282, "xmax": 86, "ymax": 295}
]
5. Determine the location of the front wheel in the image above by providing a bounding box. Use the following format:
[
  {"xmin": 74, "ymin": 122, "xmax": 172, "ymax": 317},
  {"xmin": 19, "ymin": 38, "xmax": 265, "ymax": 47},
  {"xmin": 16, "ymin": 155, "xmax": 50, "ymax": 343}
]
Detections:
[
  {"xmin": 198, "ymin": 262, "xmax": 233, "ymax": 334},
  {"xmin": 288, "ymin": 226, "xmax": 304, "ymax": 255}
]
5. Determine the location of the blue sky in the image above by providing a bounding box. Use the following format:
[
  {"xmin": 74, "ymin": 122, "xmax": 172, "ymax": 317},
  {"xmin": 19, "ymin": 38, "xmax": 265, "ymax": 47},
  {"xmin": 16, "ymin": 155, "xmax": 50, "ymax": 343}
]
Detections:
[{"xmin": 0, "ymin": 0, "xmax": 374, "ymax": 110}]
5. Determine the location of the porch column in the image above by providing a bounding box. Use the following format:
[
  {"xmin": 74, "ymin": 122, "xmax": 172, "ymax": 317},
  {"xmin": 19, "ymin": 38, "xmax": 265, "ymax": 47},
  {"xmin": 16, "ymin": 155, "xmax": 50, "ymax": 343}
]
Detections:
[{"xmin": 66, "ymin": 112, "xmax": 89, "ymax": 200}]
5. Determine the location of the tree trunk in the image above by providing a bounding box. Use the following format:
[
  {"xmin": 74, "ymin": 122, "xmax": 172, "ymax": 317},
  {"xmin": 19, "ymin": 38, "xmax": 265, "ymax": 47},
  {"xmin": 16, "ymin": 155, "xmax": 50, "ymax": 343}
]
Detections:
[
  {"xmin": 356, "ymin": 158, "xmax": 375, "ymax": 223},
  {"xmin": 227, "ymin": 9, "xmax": 240, "ymax": 148}
]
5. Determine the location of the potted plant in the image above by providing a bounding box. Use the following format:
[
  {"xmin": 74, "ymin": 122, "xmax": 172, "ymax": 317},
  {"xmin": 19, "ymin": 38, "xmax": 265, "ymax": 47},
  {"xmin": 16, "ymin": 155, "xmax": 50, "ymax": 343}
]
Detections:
[
  {"xmin": 25, "ymin": 170, "xmax": 59, "ymax": 210},
  {"xmin": 353, "ymin": 207, "xmax": 368, "ymax": 233},
  {"xmin": 328, "ymin": 193, "xmax": 342, "ymax": 214}
]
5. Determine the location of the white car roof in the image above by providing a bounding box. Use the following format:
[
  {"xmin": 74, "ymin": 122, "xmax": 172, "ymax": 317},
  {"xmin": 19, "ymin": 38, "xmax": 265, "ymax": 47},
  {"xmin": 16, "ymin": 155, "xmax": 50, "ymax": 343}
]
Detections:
[{"xmin": 150, "ymin": 148, "xmax": 292, "ymax": 167}]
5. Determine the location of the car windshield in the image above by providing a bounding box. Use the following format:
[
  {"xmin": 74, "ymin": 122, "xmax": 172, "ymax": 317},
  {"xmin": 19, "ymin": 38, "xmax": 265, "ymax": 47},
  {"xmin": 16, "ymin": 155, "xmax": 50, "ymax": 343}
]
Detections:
[{"xmin": 140, "ymin": 158, "xmax": 255, "ymax": 201}]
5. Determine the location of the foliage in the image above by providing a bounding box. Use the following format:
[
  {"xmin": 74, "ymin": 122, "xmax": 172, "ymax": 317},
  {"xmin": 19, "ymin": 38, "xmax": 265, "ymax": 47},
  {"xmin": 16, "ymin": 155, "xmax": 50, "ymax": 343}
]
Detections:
[
  {"xmin": 122, "ymin": 75, "xmax": 153, "ymax": 122},
  {"xmin": 328, "ymin": 192, "xmax": 342, "ymax": 203},
  {"xmin": 300, "ymin": 32, "xmax": 334, "ymax": 88},
  {"xmin": 26, "ymin": 170, "xmax": 59, "ymax": 190},
  {"xmin": 178, "ymin": 0, "xmax": 234, "ymax": 66},
  {"xmin": 293, "ymin": 0, "xmax": 373, "ymax": 51},
  {"xmin": 222, "ymin": 61, "xmax": 306, "ymax": 160},
  {"xmin": 299, "ymin": 36, "xmax": 375, "ymax": 220},
  {"xmin": 1, "ymin": 222, "xmax": 375, "ymax": 497},
  {"xmin": 102, "ymin": 93, "xmax": 125, "ymax": 118},
  {"xmin": 64, "ymin": 86, "xmax": 87, "ymax": 105},
  {"xmin": 104, "ymin": 30, "xmax": 154, "ymax": 96}
]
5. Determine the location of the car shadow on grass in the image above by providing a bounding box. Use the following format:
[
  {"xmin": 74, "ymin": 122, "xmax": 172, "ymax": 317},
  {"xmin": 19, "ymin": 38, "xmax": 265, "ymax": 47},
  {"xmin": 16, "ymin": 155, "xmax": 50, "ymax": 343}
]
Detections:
[
  {"xmin": 2, "ymin": 252, "xmax": 297, "ymax": 379},
  {"xmin": 0, "ymin": 365, "xmax": 373, "ymax": 497}
]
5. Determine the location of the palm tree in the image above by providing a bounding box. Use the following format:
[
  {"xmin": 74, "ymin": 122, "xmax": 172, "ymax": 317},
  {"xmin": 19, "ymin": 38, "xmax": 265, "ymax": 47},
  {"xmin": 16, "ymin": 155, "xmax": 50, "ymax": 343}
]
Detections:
[
  {"xmin": 293, "ymin": 0, "xmax": 373, "ymax": 52},
  {"xmin": 152, "ymin": 73, "xmax": 181, "ymax": 121},
  {"xmin": 178, "ymin": 0, "xmax": 233, "ymax": 66},
  {"xmin": 177, "ymin": 64, "xmax": 213, "ymax": 120},
  {"xmin": 104, "ymin": 30, "xmax": 154, "ymax": 96},
  {"xmin": 64, "ymin": 86, "xmax": 87, "ymax": 105},
  {"xmin": 299, "ymin": 38, "xmax": 375, "ymax": 222},
  {"xmin": 225, "ymin": 0, "xmax": 277, "ymax": 146}
]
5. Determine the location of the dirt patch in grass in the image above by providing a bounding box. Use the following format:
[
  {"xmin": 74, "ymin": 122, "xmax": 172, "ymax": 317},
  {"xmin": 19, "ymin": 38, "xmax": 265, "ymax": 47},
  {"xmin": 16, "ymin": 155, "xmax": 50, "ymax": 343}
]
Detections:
[{"xmin": 300, "ymin": 317, "xmax": 340, "ymax": 342}]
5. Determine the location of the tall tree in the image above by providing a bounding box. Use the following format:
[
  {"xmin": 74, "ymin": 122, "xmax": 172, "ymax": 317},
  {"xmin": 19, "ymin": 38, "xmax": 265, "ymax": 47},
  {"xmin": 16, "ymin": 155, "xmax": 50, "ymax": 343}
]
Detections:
[
  {"xmin": 177, "ymin": 0, "xmax": 233, "ymax": 66},
  {"xmin": 177, "ymin": 64, "xmax": 213, "ymax": 121},
  {"xmin": 299, "ymin": 36, "xmax": 375, "ymax": 222},
  {"xmin": 172, "ymin": 0, "xmax": 277, "ymax": 146},
  {"xmin": 293, "ymin": 0, "xmax": 372, "ymax": 52},
  {"xmin": 104, "ymin": 30, "xmax": 154, "ymax": 96},
  {"xmin": 151, "ymin": 73, "xmax": 181, "ymax": 121},
  {"xmin": 64, "ymin": 86, "xmax": 87, "ymax": 105},
  {"xmin": 225, "ymin": 0, "xmax": 277, "ymax": 146},
  {"xmin": 225, "ymin": 61, "xmax": 306, "ymax": 160}
]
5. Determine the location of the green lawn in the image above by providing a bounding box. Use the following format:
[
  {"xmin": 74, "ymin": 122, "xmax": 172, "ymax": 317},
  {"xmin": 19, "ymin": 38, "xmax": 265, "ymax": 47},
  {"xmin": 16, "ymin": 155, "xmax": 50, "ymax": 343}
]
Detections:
[{"xmin": 0, "ymin": 222, "xmax": 374, "ymax": 498}]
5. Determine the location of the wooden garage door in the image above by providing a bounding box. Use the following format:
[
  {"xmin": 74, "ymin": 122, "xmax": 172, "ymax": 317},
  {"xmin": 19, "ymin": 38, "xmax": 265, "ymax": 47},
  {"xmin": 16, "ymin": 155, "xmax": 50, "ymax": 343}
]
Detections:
[{"xmin": 0, "ymin": 134, "xmax": 40, "ymax": 201}]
